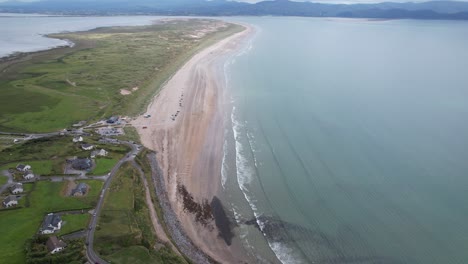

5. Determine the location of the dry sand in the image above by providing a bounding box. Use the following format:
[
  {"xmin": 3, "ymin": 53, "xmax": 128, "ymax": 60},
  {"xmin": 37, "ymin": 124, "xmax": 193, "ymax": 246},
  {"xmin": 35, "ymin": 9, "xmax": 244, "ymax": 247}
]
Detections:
[{"xmin": 133, "ymin": 23, "xmax": 253, "ymax": 263}]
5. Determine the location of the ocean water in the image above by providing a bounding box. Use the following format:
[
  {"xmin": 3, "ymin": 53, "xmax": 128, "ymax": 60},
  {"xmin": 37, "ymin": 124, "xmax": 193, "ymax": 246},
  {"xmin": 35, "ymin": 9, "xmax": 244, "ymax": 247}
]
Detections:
[
  {"xmin": 223, "ymin": 17, "xmax": 468, "ymax": 264},
  {"xmin": 0, "ymin": 14, "xmax": 162, "ymax": 58}
]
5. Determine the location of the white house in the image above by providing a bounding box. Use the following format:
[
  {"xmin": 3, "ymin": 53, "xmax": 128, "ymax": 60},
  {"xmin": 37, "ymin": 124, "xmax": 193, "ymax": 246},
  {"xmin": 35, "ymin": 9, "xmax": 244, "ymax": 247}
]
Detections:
[
  {"xmin": 40, "ymin": 213, "xmax": 62, "ymax": 234},
  {"xmin": 16, "ymin": 164, "xmax": 31, "ymax": 172},
  {"xmin": 3, "ymin": 196, "xmax": 18, "ymax": 207},
  {"xmin": 91, "ymin": 149, "xmax": 108, "ymax": 158},
  {"xmin": 23, "ymin": 171, "xmax": 35, "ymax": 180},
  {"xmin": 81, "ymin": 144, "xmax": 94, "ymax": 151},
  {"xmin": 72, "ymin": 136, "xmax": 83, "ymax": 143},
  {"xmin": 46, "ymin": 236, "xmax": 66, "ymax": 254},
  {"xmin": 10, "ymin": 183, "xmax": 23, "ymax": 194}
]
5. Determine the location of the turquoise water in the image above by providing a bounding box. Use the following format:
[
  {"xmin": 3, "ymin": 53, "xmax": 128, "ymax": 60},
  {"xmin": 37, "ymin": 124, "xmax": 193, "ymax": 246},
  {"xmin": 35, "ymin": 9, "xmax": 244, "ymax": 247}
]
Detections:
[{"xmin": 223, "ymin": 17, "xmax": 468, "ymax": 264}]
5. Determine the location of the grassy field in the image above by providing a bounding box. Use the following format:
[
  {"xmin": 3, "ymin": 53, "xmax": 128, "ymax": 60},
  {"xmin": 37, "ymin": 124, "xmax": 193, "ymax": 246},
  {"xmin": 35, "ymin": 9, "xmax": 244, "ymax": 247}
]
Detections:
[
  {"xmin": 0, "ymin": 180, "xmax": 102, "ymax": 264},
  {"xmin": 0, "ymin": 175, "xmax": 7, "ymax": 186},
  {"xmin": 58, "ymin": 213, "xmax": 90, "ymax": 235},
  {"xmin": 0, "ymin": 19, "xmax": 243, "ymax": 132},
  {"xmin": 0, "ymin": 136, "xmax": 129, "ymax": 176},
  {"xmin": 0, "ymin": 160, "xmax": 54, "ymax": 175},
  {"xmin": 91, "ymin": 157, "xmax": 119, "ymax": 175},
  {"xmin": 95, "ymin": 162, "xmax": 186, "ymax": 264}
]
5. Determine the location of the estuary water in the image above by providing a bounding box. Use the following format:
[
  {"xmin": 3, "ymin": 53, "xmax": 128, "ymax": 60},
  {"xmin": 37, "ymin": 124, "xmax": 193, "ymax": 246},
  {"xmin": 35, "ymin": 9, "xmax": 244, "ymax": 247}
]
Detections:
[
  {"xmin": 0, "ymin": 14, "xmax": 160, "ymax": 58},
  {"xmin": 223, "ymin": 17, "xmax": 468, "ymax": 264}
]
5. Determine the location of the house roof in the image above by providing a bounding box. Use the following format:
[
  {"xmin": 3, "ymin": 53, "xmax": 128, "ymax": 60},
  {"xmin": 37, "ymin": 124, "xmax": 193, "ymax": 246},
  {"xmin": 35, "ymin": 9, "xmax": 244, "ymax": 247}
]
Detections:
[
  {"xmin": 46, "ymin": 236, "xmax": 66, "ymax": 251},
  {"xmin": 16, "ymin": 164, "xmax": 26, "ymax": 170},
  {"xmin": 3, "ymin": 195, "xmax": 17, "ymax": 204},
  {"xmin": 71, "ymin": 183, "xmax": 88, "ymax": 195},
  {"xmin": 10, "ymin": 183, "xmax": 23, "ymax": 190},
  {"xmin": 82, "ymin": 144, "xmax": 93, "ymax": 148},
  {"xmin": 23, "ymin": 170, "xmax": 34, "ymax": 176},
  {"xmin": 42, "ymin": 213, "xmax": 62, "ymax": 230},
  {"xmin": 71, "ymin": 158, "xmax": 92, "ymax": 170}
]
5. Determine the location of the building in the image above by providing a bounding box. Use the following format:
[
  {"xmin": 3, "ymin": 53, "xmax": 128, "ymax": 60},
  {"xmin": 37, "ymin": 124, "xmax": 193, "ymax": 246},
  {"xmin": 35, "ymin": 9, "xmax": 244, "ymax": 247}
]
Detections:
[
  {"xmin": 71, "ymin": 183, "xmax": 88, "ymax": 196},
  {"xmin": 71, "ymin": 158, "xmax": 92, "ymax": 171},
  {"xmin": 91, "ymin": 149, "xmax": 108, "ymax": 158},
  {"xmin": 2, "ymin": 196, "xmax": 18, "ymax": 207},
  {"xmin": 81, "ymin": 144, "xmax": 94, "ymax": 150},
  {"xmin": 40, "ymin": 213, "xmax": 62, "ymax": 234},
  {"xmin": 23, "ymin": 171, "xmax": 35, "ymax": 180},
  {"xmin": 72, "ymin": 136, "xmax": 83, "ymax": 143},
  {"xmin": 10, "ymin": 183, "xmax": 23, "ymax": 194},
  {"xmin": 46, "ymin": 236, "xmax": 67, "ymax": 254},
  {"xmin": 16, "ymin": 164, "xmax": 31, "ymax": 172},
  {"xmin": 106, "ymin": 116, "xmax": 119, "ymax": 124}
]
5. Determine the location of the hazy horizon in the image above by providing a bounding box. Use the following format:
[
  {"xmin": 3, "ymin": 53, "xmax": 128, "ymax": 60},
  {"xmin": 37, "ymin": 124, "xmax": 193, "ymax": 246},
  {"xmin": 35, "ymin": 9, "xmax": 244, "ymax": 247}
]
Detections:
[{"xmin": 2, "ymin": 0, "xmax": 468, "ymax": 5}]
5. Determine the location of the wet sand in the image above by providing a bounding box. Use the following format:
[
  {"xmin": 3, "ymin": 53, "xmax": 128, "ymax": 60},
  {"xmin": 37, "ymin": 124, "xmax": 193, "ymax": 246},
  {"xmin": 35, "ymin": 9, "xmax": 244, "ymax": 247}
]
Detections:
[{"xmin": 133, "ymin": 23, "xmax": 253, "ymax": 263}]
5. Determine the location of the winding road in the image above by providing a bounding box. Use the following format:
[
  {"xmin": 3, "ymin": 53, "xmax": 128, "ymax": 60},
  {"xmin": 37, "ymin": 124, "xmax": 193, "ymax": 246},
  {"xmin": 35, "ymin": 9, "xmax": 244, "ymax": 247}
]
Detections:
[{"xmin": 85, "ymin": 140, "xmax": 141, "ymax": 264}]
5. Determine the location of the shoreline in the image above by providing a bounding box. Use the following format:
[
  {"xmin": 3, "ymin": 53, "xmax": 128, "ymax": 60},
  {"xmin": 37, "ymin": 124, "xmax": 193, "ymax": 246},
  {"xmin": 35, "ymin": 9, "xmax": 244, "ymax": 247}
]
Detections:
[{"xmin": 133, "ymin": 23, "xmax": 254, "ymax": 263}]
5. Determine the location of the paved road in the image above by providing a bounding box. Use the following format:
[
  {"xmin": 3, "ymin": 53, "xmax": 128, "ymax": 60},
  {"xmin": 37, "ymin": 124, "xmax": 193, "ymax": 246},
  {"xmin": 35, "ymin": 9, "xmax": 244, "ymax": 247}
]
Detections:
[{"xmin": 85, "ymin": 141, "xmax": 141, "ymax": 264}]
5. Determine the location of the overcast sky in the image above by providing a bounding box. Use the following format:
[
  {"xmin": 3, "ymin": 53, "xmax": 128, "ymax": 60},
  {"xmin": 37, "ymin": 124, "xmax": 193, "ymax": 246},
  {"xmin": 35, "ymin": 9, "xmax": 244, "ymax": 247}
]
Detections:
[{"xmin": 0, "ymin": 0, "xmax": 467, "ymax": 4}]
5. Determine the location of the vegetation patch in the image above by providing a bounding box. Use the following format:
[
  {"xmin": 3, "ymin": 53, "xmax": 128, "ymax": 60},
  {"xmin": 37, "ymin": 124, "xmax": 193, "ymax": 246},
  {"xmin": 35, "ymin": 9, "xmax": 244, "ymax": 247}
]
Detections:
[
  {"xmin": 91, "ymin": 157, "xmax": 118, "ymax": 175},
  {"xmin": 177, "ymin": 184, "xmax": 213, "ymax": 227},
  {"xmin": 58, "ymin": 214, "xmax": 90, "ymax": 235},
  {"xmin": 0, "ymin": 175, "xmax": 7, "ymax": 186},
  {"xmin": 95, "ymin": 162, "xmax": 185, "ymax": 264},
  {"xmin": 0, "ymin": 20, "xmax": 243, "ymax": 132},
  {"xmin": 25, "ymin": 236, "xmax": 86, "ymax": 264},
  {"xmin": 1, "ymin": 160, "xmax": 53, "ymax": 175},
  {"xmin": 0, "ymin": 180, "xmax": 99, "ymax": 263}
]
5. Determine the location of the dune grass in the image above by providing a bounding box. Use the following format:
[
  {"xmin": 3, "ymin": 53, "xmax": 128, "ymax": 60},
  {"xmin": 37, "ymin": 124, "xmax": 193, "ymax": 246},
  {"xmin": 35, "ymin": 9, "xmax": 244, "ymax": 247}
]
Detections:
[{"xmin": 0, "ymin": 20, "xmax": 243, "ymax": 133}]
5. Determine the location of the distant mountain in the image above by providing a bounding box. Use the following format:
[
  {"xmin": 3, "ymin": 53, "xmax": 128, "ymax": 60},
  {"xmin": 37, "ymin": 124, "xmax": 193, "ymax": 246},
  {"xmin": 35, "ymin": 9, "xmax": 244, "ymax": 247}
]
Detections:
[{"xmin": 1, "ymin": 0, "xmax": 468, "ymax": 20}]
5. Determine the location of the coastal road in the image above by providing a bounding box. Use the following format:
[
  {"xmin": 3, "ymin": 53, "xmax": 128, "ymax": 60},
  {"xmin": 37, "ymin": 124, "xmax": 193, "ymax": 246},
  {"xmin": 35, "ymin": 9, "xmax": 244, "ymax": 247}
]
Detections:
[{"xmin": 85, "ymin": 140, "xmax": 140, "ymax": 264}]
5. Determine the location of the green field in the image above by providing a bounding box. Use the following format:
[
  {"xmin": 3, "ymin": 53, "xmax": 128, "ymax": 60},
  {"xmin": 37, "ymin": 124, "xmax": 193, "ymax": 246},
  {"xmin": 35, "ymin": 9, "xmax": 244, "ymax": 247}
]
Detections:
[
  {"xmin": 91, "ymin": 157, "xmax": 119, "ymax": 175},
  {"xmin": 0, "ymin": 175, "xmax": 7, "ymax": 186},
  {"xmin": 0, "ymin": 20, "xmax": 243, "ymax": 132},
  {"xmin": 95, "ymin": 162, "xmax": 186, "ymax": 264},
  {"xmin": 0, "ymin": 136, "xmax": 129, "ymax": 176},
  {"xmin": 58, "ymin": 213, "xmax": 90, "ymax": 235},
  {"xmin": 1, "ymin": 160, "xmax": 53, "ymax": 175},
  {"xmin": 0, "ymin": 180, "xmax": 102, "ymax": 264}
]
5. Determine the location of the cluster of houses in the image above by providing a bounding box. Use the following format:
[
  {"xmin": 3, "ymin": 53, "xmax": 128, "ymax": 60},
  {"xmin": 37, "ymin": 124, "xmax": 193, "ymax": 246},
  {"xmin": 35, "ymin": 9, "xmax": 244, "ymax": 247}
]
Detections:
[
  {"xmin": 2, "ymin": 182, "xmax": 24, "ymax": 207},
  {"xmin": 72, "ymin": 136, "xmax": 108, "ymax": 159},
  {"xmin": 16, "ymin": 164, "xmax": 35, "ymax": 180},
  {"xmin": 2, "ymin": 164, "xmax": 36, "ymax": 208},
  {"xmin": 40, "ymin": 213, "xmax": 67, "ymax": 254}
]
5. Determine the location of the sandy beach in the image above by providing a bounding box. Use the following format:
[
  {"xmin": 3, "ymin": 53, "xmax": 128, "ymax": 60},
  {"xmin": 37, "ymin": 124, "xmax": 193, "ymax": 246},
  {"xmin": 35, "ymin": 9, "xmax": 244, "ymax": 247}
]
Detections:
[{"xmin": 133, "ymin": 22, "xmax": 253, "ymax": 263}]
